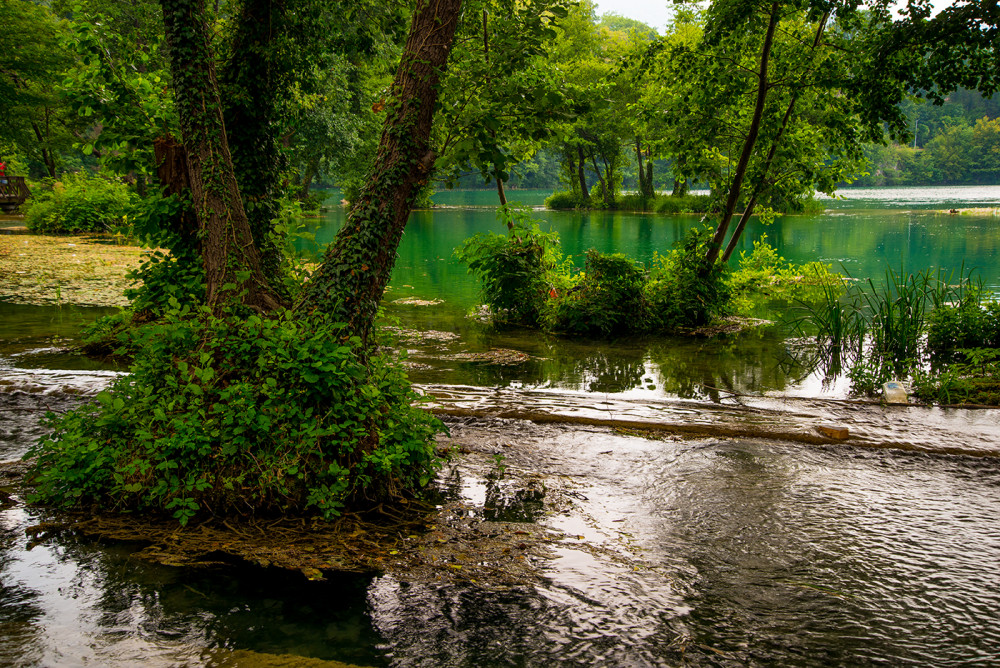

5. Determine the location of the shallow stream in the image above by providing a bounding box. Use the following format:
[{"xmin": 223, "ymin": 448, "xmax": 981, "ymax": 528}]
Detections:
[{"xmin": 2, "ymin": 186, "xmax": 1000, "ymax": 666}]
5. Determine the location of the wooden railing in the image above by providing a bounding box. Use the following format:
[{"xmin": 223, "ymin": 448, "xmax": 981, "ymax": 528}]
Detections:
[{"xmin": 0, "ymin": 176, "xmax": 31, "ymax": 211}]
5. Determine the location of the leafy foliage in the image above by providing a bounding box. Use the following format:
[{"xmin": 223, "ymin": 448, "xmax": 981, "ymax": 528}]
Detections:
[
  {"xmin": 23, "ymin": 172, "xmax": 136, "ymax": 233},
  {"xmin": 455, "ymin": 209, "xmax": 563, "ymax": 325},
  {"xmin": 546, "ymin": 250, "xmax": 647, "ymax": 335},
  {"xmin": 792, "ymin": 264, "xmax": 1000, "ymax": 402},
  {"xmin": 458, "ymin": 222, "xmax": 741, "ymax": 335},
  {"xmin": 29, "ymin": 308, "xmax": 443, "ymax": 524},
  {"xmin": 645, "ymin": 228, "xmax": 731, "ymax": 330}
]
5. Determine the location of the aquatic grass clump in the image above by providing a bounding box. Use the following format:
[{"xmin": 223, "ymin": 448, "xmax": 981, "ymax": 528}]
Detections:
[
  {"xmin": 792, "ymin": 264, "xmax": 1000, "ymax": 400},
  {"xmin": 27, "ymin": 304, "xmax": 443, "ymax": 524}
]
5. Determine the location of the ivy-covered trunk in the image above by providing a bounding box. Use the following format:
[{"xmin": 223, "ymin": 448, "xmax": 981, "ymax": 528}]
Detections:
[
  {"xmin": 160, "ymin": 0, "xmax": 283, "ymax": 313},
  {"xmin": 296, "ymin": 0, "xmax": 464, "ymax": 347},
  {"xmin": 219, "ymin": 0, "xmax": 292, "ymax": 286}
]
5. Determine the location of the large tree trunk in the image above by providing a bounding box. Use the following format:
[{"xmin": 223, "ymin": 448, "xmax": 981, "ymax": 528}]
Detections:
[
  {"xmin": 296, "ymin": 0, "xmax": 463, "ymax": 347},
  {"xmin": 219, "ymin": 0, "xmax": 291, "ymax": 285},
  {"xmin": 705, "ymin": 1, "xmax": 780, "ymax": 264},
  {"xmin": 153, "ymin": 135, "xmax": 199, "ymax": 241},
  {"xmin": 160, "ymin": 0, "xmax": 282, "ymax": 313}
]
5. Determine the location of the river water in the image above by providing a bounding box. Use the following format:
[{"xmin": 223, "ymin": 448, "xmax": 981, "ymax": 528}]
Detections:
[{"xmin": 2, "ymin": 186, "xmax": 1000, "ymax": 666}]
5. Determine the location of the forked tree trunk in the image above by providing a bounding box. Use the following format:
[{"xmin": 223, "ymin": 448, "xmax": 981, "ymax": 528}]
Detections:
[
  {"xmin": 720, "ymin": 11, "xmax": 830, "ymax": 263},
  {"xmin": 296, "ymin": 0, "xmax": 464, "ymax": 347},
  {"xmin": 635, "ymin": 137, "xmax": 646, "ymax": 196},
  {"xmin": 160, "ymin": 0, "xmax": 283, "ymax": 313},
  {"xmin": 705, "ymin": 1, "xmax": 780, "ymax": 264}
]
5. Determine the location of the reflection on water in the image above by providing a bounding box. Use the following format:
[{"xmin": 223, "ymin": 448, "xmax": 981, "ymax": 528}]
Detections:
[{"xmin": 0, "ymin": 504, "xmax": 382, "ymax": 667}]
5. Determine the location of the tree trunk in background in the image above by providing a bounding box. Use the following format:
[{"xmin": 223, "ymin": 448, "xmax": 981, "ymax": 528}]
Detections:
[
  {"xmin": 160, "ymin": 0, "xmax": 282, "ymax": 313},
  {"xmin": 591, "ymin": 153, "xmax": 608, "ymax": 205},
  {"xmin": 483, "ymin": 8, "xmax": 508, "ymax": 210},
  {"xmin": 705, "ymin": 1, "xmax": 780, "ymax": 265},
  {"xmin": 644, "ymin": 147, "xmax": 655, "ymax": 198},
  {"xmin": 635, "ymin": 137, "xmax": 646, "ymax": 196},
  {"xmin": 296, "ymin": 0, "xmax": 463, "ymax": 347},
  {"xmin": 577, "ymin": 145, "xmax": 590, "ymax": 201},
  {"xmin": 153, "ymin": 135, "xmax": 199, "ymax": 241}
]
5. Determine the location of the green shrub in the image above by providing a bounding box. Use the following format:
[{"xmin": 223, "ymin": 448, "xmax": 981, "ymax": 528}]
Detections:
[
  {"xmin": 912, "ymin": 348, "xmax": 1000, "ymax": 405},
  {"xmin": 545, "ymin": 250, "xmax": 646, "ymax": 335},
  {"xmin": 646, "ymin": 228, "xmax": 732, "ymax": 330},
  {"xmin": 615, "ymin": 193, "xmax": 650, "ymax": 211},
  {"xmin": 28, "ymin": 307, "xmax": 443, "ymax": 524},
  {"xmin": 729, "ymin": 234, "xmax": 840, "ymax": 306},
  {"xmin": 926, "ymin": 291, "xmax": 1000, "ymax": 363},
  {"xmin": 544, "ymin": 190, "xmax": 586, "ymax": 209},
  {"xmin": 24, "ymin": 172, "xmax": 136, "ymax": 233},
  {"xmin": 652, "ymin": 194, "xmax": 712, "ymax": 214},
  {"xmin": 455, "ymin": 210, "xmax": 563, "ymax": 325}
]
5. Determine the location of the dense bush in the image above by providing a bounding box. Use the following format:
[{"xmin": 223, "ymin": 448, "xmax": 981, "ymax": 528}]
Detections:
[
  {"xmin": 651, "ymin": 194, "xmax": 712, "ymax": 214},
  {"xmin": 544, "ymin": 190, "xmax": 588, "ymax": 210},
  {"xmin": 454, "ymin": 213, "xmax": 563, "ymax": 325},
  {"xmin": 29, "ymin": 307, "xmax": 443, "ymax": 524},
  {"xmin": 546, "ymin": 250, "xmax": 647, "ymax": 335},
  {"xmin": 24, "ymin": 172, "xmax": 136, "ymax": 233},
  {"xmin": 553, "ymin": 191, "xmax": 713, "ymax": 214},
  {"xmin": 646, "ymin": 228, "xmax": 732, "ymax": 330},
  {"xmin": 457, "ymin": 216, "xmax": 744, "ymax": 335},
  {"xmin": 728, "ymin": 234, "xmax": 838, "ymax": 303},
  {"xmin": 926, "ymin": 289, "xmax": 1000, "ymax": 363}
]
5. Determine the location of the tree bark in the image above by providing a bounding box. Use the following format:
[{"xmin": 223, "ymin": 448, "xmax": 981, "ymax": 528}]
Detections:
[
  {"xmin": 591, "ymin": 152, "xmax": 608, "ymax": 205},
  {"xmin": 644, "ymin": 148, "xmax": 655, "ymax": 199},
  {"xmin": 705, "ymin": 1, "xmax": 780, "ymax": 264},
  {"xmin": 296, "ymin": 0, "xmax": 464, "ymax": 347},
  {"xmin": 30, "ymin": 120, "xmax": 56, "ymax": 178},
  {"xmin": 160, "ymin": 0, "xmax": 282, "ymax": 313},
  {"xmin": 721, "ymin": 193, "xmax": 757, "ymax": 262},
  {"xmin": 153, "ymin": 135, "xmax": 199, "ymax": 241},
  {"xmin": 483, "ymin": 7, "xmax": 508, "ymax": 211}
]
